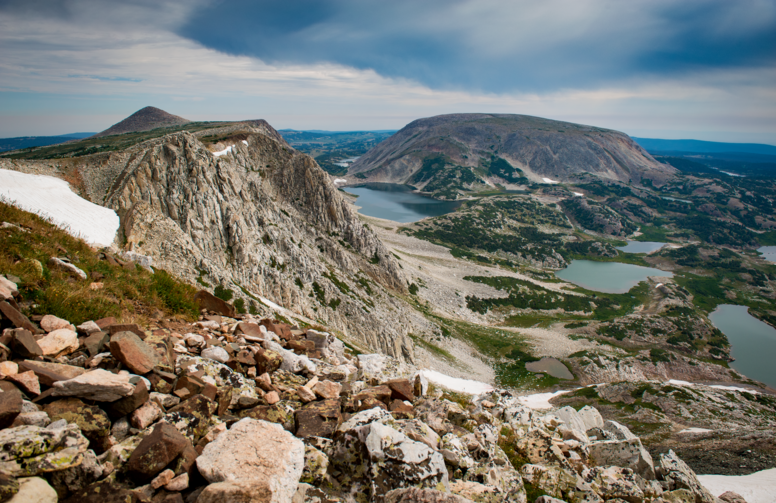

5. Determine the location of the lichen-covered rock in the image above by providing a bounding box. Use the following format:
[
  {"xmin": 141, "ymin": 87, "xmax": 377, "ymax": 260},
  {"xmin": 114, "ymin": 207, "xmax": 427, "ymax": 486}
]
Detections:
[
  {"xmin": 0, "ymin": 472, "xmax": 19, "ymax": 502},
  {"xmin": 385, "ymin": 487, "xmax": 476, "ymax": 503},
  {"xmin": 44, "ymin": 398, "xmax": 111, "ymax": 452},
  {"xmin": 394, "ymin": 419, "xmax": 441, "ymax": 450},
  {"xmin": 49, "ymin": 449, "xmax": 103, "ymax": 498},
  {"xmin": 295, "ymin": 399, "xmax": 342, "ymax": 438},
  {"xmin": 179, "ymin": 356, "xmax": 257, "ymax": 408},
  {"xmin": 301, "ymin": 444, "xmax": 329, "ymax": 486},
  {"xmin": 241, "ymin": 403, "xmax": 295, "ymax": 432},
  {"xmin": 516, "ymin": 428, "xmax": 568, "ymax": 468},
  {"xmin": 584, "ymin": 466, "xmax": 645, "ymax": 503},
  {"xmin": 0, "ymin": 423, "xmax": 88, "ymax": 476},
  {"xmin": 196, "ymin": 418, "xmax": 304, "ymax": 503},
  {"xmin": 364, "ymin": 421, "xmax": 449, "ymax": 499},
  {"xmin": 163, "ymin": 394, "xmax": 219, "ymax": 441}
]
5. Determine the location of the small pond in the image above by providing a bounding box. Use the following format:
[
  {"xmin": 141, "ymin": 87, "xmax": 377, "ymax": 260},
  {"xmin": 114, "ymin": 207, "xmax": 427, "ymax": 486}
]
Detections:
[
  {"xmin": 661, "ymin": 196, "xmax": 693, "ymax": 204},
  {"xmin": 709, "ymin": 304, "xmax": 776, "ymax": 389},
  {"xmin": 525, "ymin": 357, "xmax": 574, "ymax": 379},
  {"xmin": 757, "ymin": 246, "xmax": 776, "ymax": 263},
  {"xmin": 555, "ymin": 260, "xmax": 673, "ymax": 293},
  {"xmin": 616, "ymin": 241, "xmax": 666, "ymax": 254},
  {"xmin": 343, "ymin": 183, "xmax": 462, "ymax": 223}
]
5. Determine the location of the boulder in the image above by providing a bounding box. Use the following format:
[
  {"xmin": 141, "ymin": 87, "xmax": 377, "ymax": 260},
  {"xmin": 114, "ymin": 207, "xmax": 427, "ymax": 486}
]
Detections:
[
  {"xmin": 44, "ymin": 398, "xmax": 111, "ymax": 451},
  {"xmin": 0, "ymin": 380, "xmax": 23, "ymax": 428},
  {"xmin": 584, "ymin": 466, "xmax": 645, "ymax": 503},
  {"xmin": 312, "ymin": 380, "xmax": 342, "ymax": 400},
  {"xmin": 255, "ymin": 348, "xmax": 283, "ymax": 375},
  {"xmin": 6, "ymin": 477, "xmax": 57, "ymax": 503},
  {"xmin": 36, "ymin": 328, "xmax": 79, "ymax": 357},
  {"xmin": 195, "ymin": 481, "xmax": 273, "ymax": 503},
  {"xmin": 82, "ymin": 331, "xmax": 110, "ymax": 357},
  {"xmin": 76, "ymin": 320, "xmax": 102, "ymax": 335},
  {"xmin": 301, "ymin": 444, "xmax": 329, "ymax": 486},
  {"xmin": 164, "ymin": 394, "xmax": 218, "ymax": 441},
  {"xmin": 180, "ymin": 356, "xmax": 258, "ymax": 408},
  {"xmin": 385, "ymin": 379, "xmax": 415, "ymax": 402},
  {"xmin": 0, "ymin": 472, "xmax": 19, "ymax": 501},
  {"xmin": 196, "ymin": 418, "xmax": 305, "ymax": 503},
  {"xmin": 0, "ymin": 301, "xmax": 39, "ymax": 333},
  {"xmin": 578, "ymin": 405, "xmax": 604, "ymax": 431},
  {"xmin": 603, "ymin": 420, "xmax": 638, "ymax": 441},
  {"xmin": 305, "ymin": 329, "xmax": 345, "ymax": 361},
  {"xmin": 194, "ymin": 290, "xmax": 236, "ymax": 317},
  {"xmin": 554, "ymin": 406, "xmax": 588, "ymax": 433},
  {"xmin": 0, "ymin": 423, "xmax": 88, "ymax": 476},
  {"xmin": 240, "ymin": 404, "xmax": 295, "ymax": 432},
  {"xmin": 9, "ymin": 329, "xmax": 43, "ymax": 358},
  {"xmin": 718, "ymin": 492, "xmax": 747, "ymax": 503},
  {"xmin": 19, "ymin": 360, "xmax": 85, "ymax": 387},
  {"xmin": 393, "ymin": 419, "xmax": 441, "ymax": 450},
  {"xmin": 201, "ymin": 346, "xmax": 230, "ymax": 363},
  {"xmin": 104, "ymin": 380, "xmax": 149, "ymax": 419},
  {"xmin": 295, "ymin": 399, "xmax": 343, "ymax": 438},
  {"xmin": 656, "ymin": 450, "xmax": 717, "ymax": 503},
  {"xmin": 129, "ymin": 400, "xmax": 163, "ymax": 430},
  {"xmin": 52, "ymin": 369, "xmax": 135, "ymax": 402},
  {"xmin": 0, "ymin": 361, "xmax": 17, "ymax": 376},
  {"xmin": 7, "ymin": 370, "xmax": 40, "ymax": 396},
  {"xmin": 49, "ymin": 449, "xmax": 103, "ymax": 498},
  {"xmin": 588, "ymin": 437, "xmax": 655, "ymax": 480},
  {"xmin": 40, "ymin": 314, "xmax": 73, "ymax": 333},
  {"xmin": 126, "ymin": 422, "xmax": 191, "ymax": 481},
  {"xmin": 109, "ymin": 331, "xmax": 160, "ymax": 374}
]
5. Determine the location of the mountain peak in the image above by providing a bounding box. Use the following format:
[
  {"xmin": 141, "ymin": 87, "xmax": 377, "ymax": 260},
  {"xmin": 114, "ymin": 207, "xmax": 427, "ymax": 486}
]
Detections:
[{"xmin": 93, "ymin": 106, "xmax": 190, "ymax": 138}]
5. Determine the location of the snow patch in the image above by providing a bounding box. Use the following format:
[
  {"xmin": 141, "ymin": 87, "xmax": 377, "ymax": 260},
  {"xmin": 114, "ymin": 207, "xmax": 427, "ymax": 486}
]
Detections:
[
  {"xmin": 419, "ymin": 369, "xmax": 494, "ymax": 395},
  {"xmin": 0, "ymin": 168, "xmax": 119, "ymax": 247},
  {"xmin": 517, "ymin": 389, "xmax": 572, "ymax": 410},
  {"xmin": 697, "ymin": 468, "xmax": 776, "ymax": 503},
  {"xmin": 333, "ymin": 178, "xmax": 348, "ymax": 185},
  {"xmin": 678, "ymin": 427, "xmax": 712, "ymax": 434},
  {"xmin": 573, "ymin": 192, "xmax": 584, "ymax": 197},
  {"xmin": 213, "ymin": 145, "xmax": 234, "ymax": 157},
  {"xmin": 241, "ymin": 140, "xmax": 248, "ymax": 146},
  {"xmin": 655, "ymin": 283, "xmax": 664, "ymax": 289},
  {"xmin": 542, "ymin": 177, "xmax": 559, "ymax": 184},
  {"xmin": 668, "ymin": 379, "xmax": 760, "ymax": 395}
]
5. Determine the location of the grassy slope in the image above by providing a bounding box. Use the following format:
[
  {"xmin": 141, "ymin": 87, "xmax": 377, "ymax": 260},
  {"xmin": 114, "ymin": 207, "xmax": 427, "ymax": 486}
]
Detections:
[{"xmin": 0, "ymin": 201, "xmax": 198, "ymax": 325}]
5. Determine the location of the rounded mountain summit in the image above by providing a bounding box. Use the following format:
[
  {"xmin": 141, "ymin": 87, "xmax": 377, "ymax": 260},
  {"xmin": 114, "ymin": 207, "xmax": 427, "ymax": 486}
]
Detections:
[
  {"xmin": 92, "ymin": 106, "xmax": 190, "ymax": 138},
  {"xmin": 347, "ymin": 113, "xmax": 674, "ymax": 199}
]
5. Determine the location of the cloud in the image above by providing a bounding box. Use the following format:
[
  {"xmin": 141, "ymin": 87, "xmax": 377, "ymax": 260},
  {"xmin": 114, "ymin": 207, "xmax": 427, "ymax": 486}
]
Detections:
[
  {"xmin": 0, "ymin": 0, "xmax": 773, "ymax": 143},
  {"xmin": 177, "ymin": 0, "xmax": 776, "ymax": 93}
]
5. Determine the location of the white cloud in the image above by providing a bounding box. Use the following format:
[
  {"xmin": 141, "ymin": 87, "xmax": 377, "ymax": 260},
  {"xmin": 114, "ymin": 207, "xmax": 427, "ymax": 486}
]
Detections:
[{"xmin": 0, "ymin": 0, "xmax": 773, "ymax": 144}]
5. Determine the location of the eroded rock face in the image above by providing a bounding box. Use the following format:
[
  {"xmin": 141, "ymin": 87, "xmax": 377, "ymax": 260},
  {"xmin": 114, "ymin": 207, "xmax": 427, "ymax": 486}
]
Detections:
[
  {"xmin": 196, "ymin": 418, "xmax": 304, "ymax": 503},
  {"xmin": 656, "ymin": 450, "xmax": 717, "ymax": 503}
]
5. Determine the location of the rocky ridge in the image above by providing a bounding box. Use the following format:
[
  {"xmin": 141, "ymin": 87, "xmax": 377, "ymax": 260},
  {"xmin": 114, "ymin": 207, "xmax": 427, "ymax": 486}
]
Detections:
[
  {"xmin": 0, "ymin": 274, "xmax": 738, "ymax": 503},
  {"xmin": 0, "ymin": 120, "xmax": 430, "ymax": 360}
]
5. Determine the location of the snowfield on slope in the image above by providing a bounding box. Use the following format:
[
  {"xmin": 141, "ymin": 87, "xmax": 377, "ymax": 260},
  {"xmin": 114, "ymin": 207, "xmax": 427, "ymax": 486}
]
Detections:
[
  {"xmin": 0, "ymin": 168, "xmax": 119, "ymax": 247},
  {"xmin": 697, "ymin": 468, "xmax": 776, "ymax": 503}
]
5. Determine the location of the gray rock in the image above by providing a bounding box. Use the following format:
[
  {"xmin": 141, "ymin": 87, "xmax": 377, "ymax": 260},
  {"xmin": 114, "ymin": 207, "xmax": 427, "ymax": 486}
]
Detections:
[
  {"xmin": 49, "ymin": 449, "xmax": 103, "ymax": 497},
  {"xmin": 196, "ymin": 418, "xmax": 304, "ymax": 503},
  {"xmin": 36, "ymin": 328, "xmax": 79, "ymax": 357},
  {"xmin": 656, "ymin": 450, "xmax": 717, "ymax": 503},
  {"xmin": 11, "ymin": 411, "xmax": 50, "ymax": 428},
  {"xmin": 179, "ymin": 356, "xmax": 257, "ymax": 408},
  {"xmin": 385, "ymin": 487, "xmax": 476, "ymax": 503},
  {"xmin": 40, "ymin": 314, "xmax": 73, "ymax": 333},
  {"xmin": 76, "ymin": 320, "xmax": 102, "ymax": 335},
  {"xmin": 603, "ymin": 420, "xmax": 638, "ymax": 440},
  {"xmin": 47, "ymin": 257, "xmax": 87, "ymax": 280},
  {"xmin": 578, "ymin": 405, "xmax": 605, "ymax": 432},
  {"xmin": 554, "ymin": 406, "xmax": 587, "ymax": 433},
  {"xmin": 200, "ymin": 346, "xmax": 230, "ymax": 363},
  {"xmin": 587, "ymin": 437, "xmax": 655, "ymax": 480}
]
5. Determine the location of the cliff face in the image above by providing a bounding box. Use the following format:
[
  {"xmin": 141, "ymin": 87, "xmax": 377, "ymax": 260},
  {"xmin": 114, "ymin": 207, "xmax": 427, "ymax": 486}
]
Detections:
[
  {"xmin": 348, "ymin": 113, "xmax": 675, "ymax": 195},
  {"xmin": 2, "ymin": 123, "xmax": 430, "ymax": 360}
]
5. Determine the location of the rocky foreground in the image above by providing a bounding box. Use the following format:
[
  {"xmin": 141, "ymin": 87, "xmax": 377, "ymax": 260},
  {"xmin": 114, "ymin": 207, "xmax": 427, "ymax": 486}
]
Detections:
[{"xmin": 0, "ymin": 274, "xmax": 745, "ymax": 503}]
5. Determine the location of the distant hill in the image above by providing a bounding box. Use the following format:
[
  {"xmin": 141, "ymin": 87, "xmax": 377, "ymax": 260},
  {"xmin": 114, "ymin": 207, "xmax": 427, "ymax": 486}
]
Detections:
[
  {"xmin": 348, "ymin": 113, "xmax": 674, "ymax": 199},
  {"xmin": 92, "ymin": 106, "xmax": 190, "ymax": 138},
  {"xmin": 0, "ymin": 133, "xmax": 95, "ymax": 152},
  {"xmin": 633, "ymin": 138, "xmax": 776, "ymax": 156}
]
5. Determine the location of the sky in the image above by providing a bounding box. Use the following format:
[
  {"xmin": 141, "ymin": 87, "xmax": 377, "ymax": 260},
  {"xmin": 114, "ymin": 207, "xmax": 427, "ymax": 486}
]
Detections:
[{"xmin": 1, "ymin": 0, "xmax": 775, "ymax": 144}]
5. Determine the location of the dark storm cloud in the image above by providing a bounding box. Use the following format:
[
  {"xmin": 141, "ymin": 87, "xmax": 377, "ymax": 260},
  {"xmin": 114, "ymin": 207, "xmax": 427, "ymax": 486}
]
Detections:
[{"xmin": 178, "ymin": 0, "xmax": 776, "ymax": 93}]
